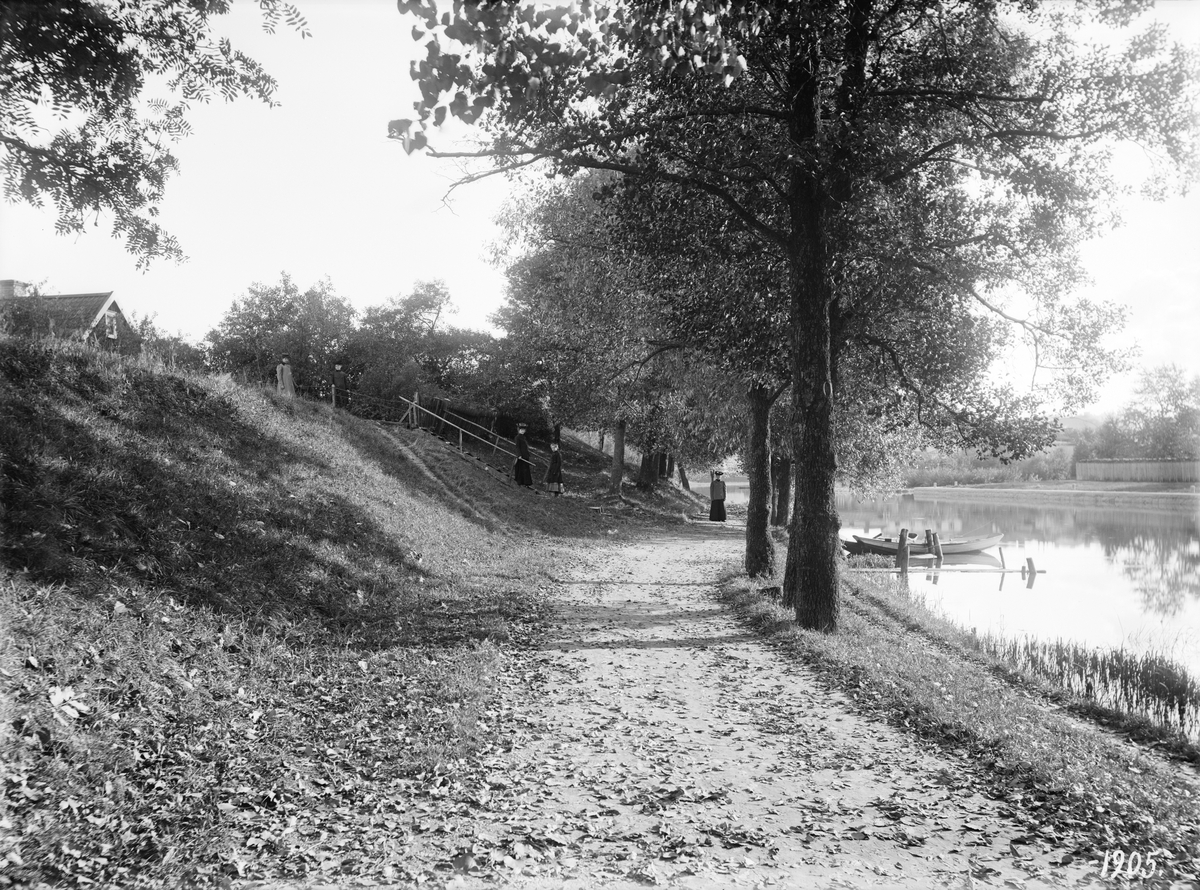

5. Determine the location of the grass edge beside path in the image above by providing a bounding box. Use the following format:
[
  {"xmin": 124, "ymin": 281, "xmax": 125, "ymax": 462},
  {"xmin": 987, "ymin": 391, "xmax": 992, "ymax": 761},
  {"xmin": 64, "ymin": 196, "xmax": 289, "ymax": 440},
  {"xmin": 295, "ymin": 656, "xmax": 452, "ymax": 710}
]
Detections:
[{"xmin": 717, "ymin": 563, "xmax": 1200, "ymax": 886}]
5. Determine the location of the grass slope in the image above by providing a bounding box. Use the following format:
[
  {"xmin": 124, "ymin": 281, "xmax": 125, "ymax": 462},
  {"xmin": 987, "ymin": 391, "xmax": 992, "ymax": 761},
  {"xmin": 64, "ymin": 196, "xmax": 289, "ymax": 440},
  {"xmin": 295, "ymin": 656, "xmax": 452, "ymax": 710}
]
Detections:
[{"xmin": 0, "ymin": 339, "xmax": 695, "ymax": 888}]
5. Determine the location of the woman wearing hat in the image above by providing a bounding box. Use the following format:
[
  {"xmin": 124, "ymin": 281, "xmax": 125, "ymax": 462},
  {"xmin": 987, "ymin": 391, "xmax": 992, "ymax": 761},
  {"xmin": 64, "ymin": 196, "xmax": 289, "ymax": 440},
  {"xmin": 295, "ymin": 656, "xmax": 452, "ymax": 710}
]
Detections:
[
  {"xmin": 513, "ymin": 422, "xmax": 534, "ymax": 488},
  {"xmin": 709, "ymin": 470, "xmax": 727, "ymax": 522}
]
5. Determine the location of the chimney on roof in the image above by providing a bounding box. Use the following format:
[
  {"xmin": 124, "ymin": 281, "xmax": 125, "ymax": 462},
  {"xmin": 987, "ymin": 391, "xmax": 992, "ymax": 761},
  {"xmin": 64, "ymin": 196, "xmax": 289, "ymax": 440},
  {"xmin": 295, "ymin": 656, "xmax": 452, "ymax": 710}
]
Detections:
[{"xmin": 1, "ymin": 280, "xmax": 31, "ymax": 299}]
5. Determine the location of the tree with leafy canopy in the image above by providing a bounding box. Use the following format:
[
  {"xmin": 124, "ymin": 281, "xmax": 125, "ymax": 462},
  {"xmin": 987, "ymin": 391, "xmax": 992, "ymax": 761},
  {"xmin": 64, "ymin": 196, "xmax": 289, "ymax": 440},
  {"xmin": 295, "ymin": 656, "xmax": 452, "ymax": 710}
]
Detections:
[
  {"xmin": 1075, "ymin": 364, "xmax": 1200, "ymax": 460},
  {"xmin": 563, "ymin": 173, "xmax": 965, "ymax": 577},
  {"xmin": 491, "ymin": 175, "xmax": 703, "ymax": 494},
  {"xmin": 392, "ymin": 0, "xmax": 1196, "ymax": 631},
  {"xmin": 348, "ymin": 280, "xmax": 494, "ymax": 404},
  {"xmin": 597, "ymin": 176, "xmax": 796, "ymax": 575},
  {"xmin": 491, "ymin": 242, "xmax": 640, "ymax": 432},
  {"xmin": 594, "ymin": 175, "xmax": 791, "ymax": 574},
  {"xmin": 205, "ymin": 273, "xmax": 356, "ymax": 396},
  {"xmin": 0, "ymin": 0, "xmax": 308, "ymax": 267},
  {"xmin": 656, "ymin": 354, "xmax": 747, "ymax": 488}
]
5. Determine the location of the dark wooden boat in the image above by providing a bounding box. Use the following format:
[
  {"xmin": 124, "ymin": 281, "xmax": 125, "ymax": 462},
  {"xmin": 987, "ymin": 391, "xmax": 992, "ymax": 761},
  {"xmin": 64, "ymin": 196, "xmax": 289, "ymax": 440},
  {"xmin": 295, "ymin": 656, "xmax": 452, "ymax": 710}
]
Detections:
[{"xmin": 845, "ymin": 531, "xmax": 1004, "ymax": 556}]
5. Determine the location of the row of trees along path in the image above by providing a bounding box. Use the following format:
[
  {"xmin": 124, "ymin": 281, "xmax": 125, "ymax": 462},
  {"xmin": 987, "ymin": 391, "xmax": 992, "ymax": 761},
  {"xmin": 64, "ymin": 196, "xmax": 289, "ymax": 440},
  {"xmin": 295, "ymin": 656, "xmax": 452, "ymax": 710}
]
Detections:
[{"xmin": 395, "ymin": 0, "xmax": 1199, "ymax": 634}]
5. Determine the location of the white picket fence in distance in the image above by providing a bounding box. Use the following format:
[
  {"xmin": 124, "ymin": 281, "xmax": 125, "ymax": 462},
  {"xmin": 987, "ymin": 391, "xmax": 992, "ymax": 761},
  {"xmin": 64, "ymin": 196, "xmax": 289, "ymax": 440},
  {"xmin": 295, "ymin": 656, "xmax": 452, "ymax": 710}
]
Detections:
[{"xmin": 1075, "ymin": 459, "xmax": 1200, "ymax": 483}]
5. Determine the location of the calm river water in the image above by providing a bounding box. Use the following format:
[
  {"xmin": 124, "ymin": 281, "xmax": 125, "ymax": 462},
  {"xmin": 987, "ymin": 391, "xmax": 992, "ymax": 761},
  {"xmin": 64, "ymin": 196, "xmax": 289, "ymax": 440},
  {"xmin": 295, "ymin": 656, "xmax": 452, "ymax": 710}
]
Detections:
[{"xmin": 724, "ymin": 481, "xmax": 1200, "ymax": 676}]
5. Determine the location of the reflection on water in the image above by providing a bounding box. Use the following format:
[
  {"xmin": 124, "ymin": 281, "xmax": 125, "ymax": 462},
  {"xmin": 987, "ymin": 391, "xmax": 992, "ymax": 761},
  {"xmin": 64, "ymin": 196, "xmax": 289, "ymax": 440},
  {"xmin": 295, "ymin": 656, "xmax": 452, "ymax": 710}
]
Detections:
[
  {"xmin": 720, "ymin": 477, "xmax": 1200, "ymax": 677},
  {"xmin": 832, "ymin": 490, "xmax": 1200, "ymax": 677},
  {"xmin": 1108, "ymin": 534, "xmax": 1200, "ymax": 618}
]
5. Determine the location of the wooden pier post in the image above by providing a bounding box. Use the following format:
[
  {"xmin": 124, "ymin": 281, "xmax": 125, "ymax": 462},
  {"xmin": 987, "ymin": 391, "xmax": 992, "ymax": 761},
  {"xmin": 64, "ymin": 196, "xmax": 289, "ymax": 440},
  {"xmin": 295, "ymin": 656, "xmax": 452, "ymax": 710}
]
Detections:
[
  {"xmin": 896, "ymin": 527, "xmax": 910, "ymax": 581},
  {"xmin": 931, "ymin": 532, "xmax": 944, "ymax": 561}
]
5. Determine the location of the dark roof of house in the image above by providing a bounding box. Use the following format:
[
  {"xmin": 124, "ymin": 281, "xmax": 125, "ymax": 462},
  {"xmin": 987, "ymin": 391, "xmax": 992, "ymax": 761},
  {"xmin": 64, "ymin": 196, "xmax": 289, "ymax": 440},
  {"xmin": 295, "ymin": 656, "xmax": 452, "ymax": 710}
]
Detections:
[{"xmin": 0, "ymin": 291, "xmax": 119, "ymax": 335}]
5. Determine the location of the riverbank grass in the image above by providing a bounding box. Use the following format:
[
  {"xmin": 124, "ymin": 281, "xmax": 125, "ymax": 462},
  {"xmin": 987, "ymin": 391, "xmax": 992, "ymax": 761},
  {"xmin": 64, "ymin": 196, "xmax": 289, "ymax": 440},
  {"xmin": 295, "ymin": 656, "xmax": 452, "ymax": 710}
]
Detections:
[
  {"xmin": 721, "ymin": 560, "xmax": 1200, "ymax": 884},
  {"xmin": 976, "ymin": 635, "xmax": 1200, "ymax": 743}
]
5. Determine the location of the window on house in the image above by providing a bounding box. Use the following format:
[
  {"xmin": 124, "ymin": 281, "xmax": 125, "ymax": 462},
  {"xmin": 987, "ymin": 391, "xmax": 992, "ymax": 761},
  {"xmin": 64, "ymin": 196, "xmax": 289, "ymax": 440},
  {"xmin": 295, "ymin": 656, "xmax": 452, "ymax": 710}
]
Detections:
[{"xmin": 105, "ymin": 311, "xmax": 118, "ymax": 339}]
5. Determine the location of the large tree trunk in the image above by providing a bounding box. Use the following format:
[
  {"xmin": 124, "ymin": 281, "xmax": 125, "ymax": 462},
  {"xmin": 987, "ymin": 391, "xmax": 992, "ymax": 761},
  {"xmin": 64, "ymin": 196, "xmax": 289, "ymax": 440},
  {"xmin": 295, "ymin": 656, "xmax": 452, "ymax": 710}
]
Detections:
[
  {"xmin": 609, "ymin": 418, "xmax": 626, "ymax": 494},
  {"xmin": 771, "ymin": 455, "xmax": 792, "ymax": 527},
  {"xmin": 666, "ymin": 453, "xmax": 675, "ymax": 480},
  {"xmin": 678, "ymin": 463, "xmax": 690, "ymax": 491},
  {"xmin": 782, "ymin": 39, "xmax": 841, "ymax": 631},
  {"xmin": 637, "ymin": 449, "xmax": 658, "ymax": 490},
  {"xmin": 784, "ymin": 259, "xmax": 841, "ymax": 630},
  {"xmin": 744, "ymin": 382, "xmax": 775, "ymax": 578}
]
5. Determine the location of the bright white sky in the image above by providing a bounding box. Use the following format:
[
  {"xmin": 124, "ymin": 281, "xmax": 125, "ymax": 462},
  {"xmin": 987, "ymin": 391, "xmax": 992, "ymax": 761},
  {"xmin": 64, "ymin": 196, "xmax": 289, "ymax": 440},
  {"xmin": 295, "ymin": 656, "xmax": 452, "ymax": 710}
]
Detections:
[{"xmin": 0, "ymin": 0, "xmax": 1198, "ymax": 416}]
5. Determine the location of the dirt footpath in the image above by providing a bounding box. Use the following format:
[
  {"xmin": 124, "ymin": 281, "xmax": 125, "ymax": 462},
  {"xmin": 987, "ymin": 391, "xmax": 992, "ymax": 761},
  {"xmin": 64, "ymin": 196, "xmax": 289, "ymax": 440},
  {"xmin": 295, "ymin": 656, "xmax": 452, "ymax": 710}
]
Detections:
[{"xmin": 444, "ymin": 522, "xmax": 1102, "ymax": 889}]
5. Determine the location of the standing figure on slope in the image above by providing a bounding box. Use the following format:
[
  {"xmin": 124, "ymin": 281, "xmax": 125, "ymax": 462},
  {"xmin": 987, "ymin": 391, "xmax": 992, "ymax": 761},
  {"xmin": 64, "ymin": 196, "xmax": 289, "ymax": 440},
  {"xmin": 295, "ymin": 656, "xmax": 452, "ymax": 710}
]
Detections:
[
  {"xmin": 276, "ymin": 354, "xmax": 296, "ymax": 398},
  {"xmin": 544, "ymin": 441, "xmax": 564, "ymax": 496},
  {"xmin": 513, "ymin": 422, "xmax": 534, "ymax": 488},
  {"xmin": 332, "ymin": 362, "xmax": 348, "ymax": 408},
  {"xmin": 709, "ymin": 470, "xmax": 727, "ymax": 522}
]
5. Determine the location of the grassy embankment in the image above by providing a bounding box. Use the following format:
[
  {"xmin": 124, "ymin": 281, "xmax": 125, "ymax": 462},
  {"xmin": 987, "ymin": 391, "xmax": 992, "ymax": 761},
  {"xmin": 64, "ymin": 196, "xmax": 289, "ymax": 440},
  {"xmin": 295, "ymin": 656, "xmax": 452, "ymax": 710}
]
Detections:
[
  {"xmin": 722, "ymin": 550, "xmax": 1200, "ymax": 884},
  {"xmin": 0, "ymin": 338, "xmax": 699, "ymax": 888}
]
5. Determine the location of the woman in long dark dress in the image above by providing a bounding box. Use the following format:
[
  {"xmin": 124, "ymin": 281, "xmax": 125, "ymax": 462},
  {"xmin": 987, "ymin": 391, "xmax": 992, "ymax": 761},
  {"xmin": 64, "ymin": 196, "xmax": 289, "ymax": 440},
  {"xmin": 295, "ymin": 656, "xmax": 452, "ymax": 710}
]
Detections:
[
  {"xmin": 709, "ymin": 470, "xmax": 727, "ymax": 522},
  {"xmin": 513, "ymin": 423, "xmax": 534, "ymax": 487},
  {"xmin": 544, "ymin": 442, "xmax": 563, "ymax": 495}
]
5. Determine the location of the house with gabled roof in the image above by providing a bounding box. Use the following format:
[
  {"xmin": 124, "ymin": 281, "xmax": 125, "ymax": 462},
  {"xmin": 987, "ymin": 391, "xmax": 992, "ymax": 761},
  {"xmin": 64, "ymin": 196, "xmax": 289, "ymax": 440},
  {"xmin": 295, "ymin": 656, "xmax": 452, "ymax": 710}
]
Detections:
[{"xmin": 1, "ymin": 279, "xmax": 141, "ymax": 355}]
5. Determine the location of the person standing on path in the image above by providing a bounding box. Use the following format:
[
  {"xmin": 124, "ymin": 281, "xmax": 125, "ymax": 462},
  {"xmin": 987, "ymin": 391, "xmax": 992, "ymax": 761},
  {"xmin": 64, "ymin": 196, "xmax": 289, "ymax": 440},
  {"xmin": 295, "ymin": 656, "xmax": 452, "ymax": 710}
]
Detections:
[
  {"xmin": 276, "ymin": 354, "xmax": 296, "ymax": 398},
  {"xmin": 544, "ymin": 441, "xmax": 564, "ymax": 496},
  {"xmin": 513, "ymin": 422, "xmax": 534, "ymax": 488},
  {"xmin": 709, "ymin": 469, "xmax": 727, "ymax": 522}
]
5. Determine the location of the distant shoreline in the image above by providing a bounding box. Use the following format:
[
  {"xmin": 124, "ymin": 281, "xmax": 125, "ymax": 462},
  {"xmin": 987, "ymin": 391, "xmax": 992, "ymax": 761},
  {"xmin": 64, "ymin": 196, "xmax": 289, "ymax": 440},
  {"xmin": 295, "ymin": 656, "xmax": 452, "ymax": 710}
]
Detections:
[{"xmin": 906, "ymin": 482, "xmax": 1199, "ymax": 512}]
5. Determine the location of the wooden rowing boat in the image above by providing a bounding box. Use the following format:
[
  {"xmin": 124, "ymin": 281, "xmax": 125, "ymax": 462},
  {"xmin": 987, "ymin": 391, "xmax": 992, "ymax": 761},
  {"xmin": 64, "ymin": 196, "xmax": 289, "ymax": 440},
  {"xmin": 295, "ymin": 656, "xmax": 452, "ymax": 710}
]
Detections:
[{"xmin": 845, "ymin": 531, "xmax": 1004, "ymax": 556}]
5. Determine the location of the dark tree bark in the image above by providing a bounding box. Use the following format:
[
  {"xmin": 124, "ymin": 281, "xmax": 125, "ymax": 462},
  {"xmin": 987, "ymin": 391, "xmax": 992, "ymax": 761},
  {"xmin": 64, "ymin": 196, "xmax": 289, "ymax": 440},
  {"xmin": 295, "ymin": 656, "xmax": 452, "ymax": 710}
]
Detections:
[
  {"xmin": 771, "ymin": 455, "xmax": 792, "ymax": 527},
  {"xmin": 678, "ymin": 463, "xmax": 690, "ymax": 491},
  {"xmin": 744, "ymin": 382, "xmax": 776, "ymax": 578},
  {"xmin": 609, "ymin": 418, "xmax": 626, "ymax": 494},
  {"xmin": 782, "ymin": 36, "xmax": 841, "ymax": 631},
  {"xmin": 598, "ymin": 428, "xmax": 606, "ymax": 452},
  {"xmin": 666, "ymin": 453, "xmax": 675, "ymax": 480},
  {"xmin": 637, "ymin": 449, "xmax": 658, "ymax": 490},
  {"xmin": 658, "ymin": 451, "xmax": 668, "ymax": 478}
]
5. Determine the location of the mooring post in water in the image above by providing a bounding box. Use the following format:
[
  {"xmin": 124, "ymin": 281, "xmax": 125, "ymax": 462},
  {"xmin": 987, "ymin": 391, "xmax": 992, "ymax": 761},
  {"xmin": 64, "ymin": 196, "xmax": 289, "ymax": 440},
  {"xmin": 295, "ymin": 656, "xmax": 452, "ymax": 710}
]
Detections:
[
  {"xmin": 998, "ymin": 547, "xmax": 1006, "ymax": 569},
  {"xmin": 931, "ymin": 532, "xmax": 944, "ymax": 562},
  {"xmin": 896, "ymin": 527, "xmax": 910, "ymax": 581}
]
